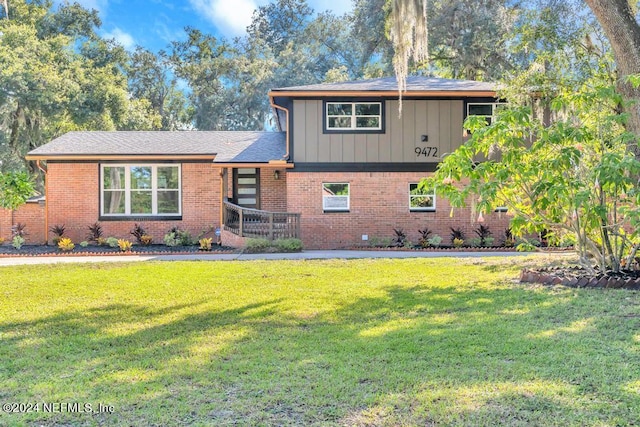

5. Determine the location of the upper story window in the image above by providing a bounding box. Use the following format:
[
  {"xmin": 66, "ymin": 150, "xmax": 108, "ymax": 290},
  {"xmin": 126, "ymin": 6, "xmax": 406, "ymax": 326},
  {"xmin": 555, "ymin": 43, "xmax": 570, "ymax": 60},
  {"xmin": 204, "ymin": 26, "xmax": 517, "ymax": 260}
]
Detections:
[
  {"xmin": 325, "ymin": 102, "xmax": 383, "ymax": 132},
  {"xmin": 467, "ymin": 103, "xmax": 504, "ymax": 125},
  {"xmin": 101, "ymin": 164, "xmax": 181, "ymax": 218}
]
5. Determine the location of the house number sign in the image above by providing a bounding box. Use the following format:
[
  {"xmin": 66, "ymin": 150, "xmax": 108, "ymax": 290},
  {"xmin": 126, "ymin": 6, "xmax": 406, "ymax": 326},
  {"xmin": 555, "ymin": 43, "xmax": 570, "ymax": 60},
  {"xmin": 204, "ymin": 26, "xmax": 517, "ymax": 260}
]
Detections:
[{"xmin": 415, "ymin": 146, "xmax": 439, "ymax": 157}]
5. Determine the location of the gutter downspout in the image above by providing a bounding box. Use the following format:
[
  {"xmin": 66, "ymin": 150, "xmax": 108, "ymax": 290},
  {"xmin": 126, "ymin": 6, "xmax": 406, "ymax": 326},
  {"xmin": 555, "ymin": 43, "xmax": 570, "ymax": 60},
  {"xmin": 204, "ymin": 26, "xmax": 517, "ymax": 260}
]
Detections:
[
  {"xmin": 36, "ymin": 160, "xmax": 48, "ymax": 245},
  {"xmin": 269, "ymin": 96, "xmax": 290, "ymax": 161}
]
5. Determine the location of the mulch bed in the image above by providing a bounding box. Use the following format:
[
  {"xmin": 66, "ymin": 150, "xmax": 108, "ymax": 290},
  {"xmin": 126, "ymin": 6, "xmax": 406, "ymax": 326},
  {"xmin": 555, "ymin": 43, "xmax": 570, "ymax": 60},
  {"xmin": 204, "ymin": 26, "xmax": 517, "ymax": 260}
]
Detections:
[
  {"xmin": 0, "ymin": 244, "xmax": 236, "ymax": 257},
  {"xmin": 520, "ymin": 266, "xmax": 640, "ymax": 290}
]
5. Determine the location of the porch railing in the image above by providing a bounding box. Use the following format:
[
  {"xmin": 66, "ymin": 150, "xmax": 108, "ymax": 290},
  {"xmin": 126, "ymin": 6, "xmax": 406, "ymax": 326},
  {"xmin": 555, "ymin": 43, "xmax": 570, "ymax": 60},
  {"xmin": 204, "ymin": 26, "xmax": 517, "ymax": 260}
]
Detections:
[{"xmin": 223, "ymin": 201, "xmax": 301, "ymax": 240}]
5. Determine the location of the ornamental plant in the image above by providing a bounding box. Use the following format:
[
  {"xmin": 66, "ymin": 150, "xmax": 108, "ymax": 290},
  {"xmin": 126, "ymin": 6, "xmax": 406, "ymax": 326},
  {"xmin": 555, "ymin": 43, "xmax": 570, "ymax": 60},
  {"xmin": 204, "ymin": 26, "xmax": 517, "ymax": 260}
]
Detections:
[
  {"xmin": 57, "ymin": 237, "xmax": 75, "ymax": 252},
  {"xmin": 117, "ymin": 239, "xmax": 133, "ymax": 252},
  {"xmin": 199, "ymin": 237, "xmax": 213, "ymax": 251}
]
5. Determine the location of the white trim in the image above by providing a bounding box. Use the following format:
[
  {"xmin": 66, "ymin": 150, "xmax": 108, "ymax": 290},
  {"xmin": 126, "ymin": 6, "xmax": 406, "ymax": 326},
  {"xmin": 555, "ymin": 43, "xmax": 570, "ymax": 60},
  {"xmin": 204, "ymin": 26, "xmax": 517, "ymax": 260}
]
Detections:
[
  {"xmin": 326, "ymin": 102, "xmax": 382, "ymax": 130},
  {"xmin": 409, "ymin": 183, "xmax": 436, "ymax": 212},
  {"xmin": 100, "ymin": 164, "xmax": 182, "ymax": 217}
]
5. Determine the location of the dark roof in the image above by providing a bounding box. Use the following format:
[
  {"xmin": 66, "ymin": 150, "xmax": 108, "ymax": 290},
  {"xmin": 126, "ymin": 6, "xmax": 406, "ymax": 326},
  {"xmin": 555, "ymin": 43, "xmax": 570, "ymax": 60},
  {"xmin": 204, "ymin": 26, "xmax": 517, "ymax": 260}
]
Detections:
[
  {"xmin": 27, "ymin": 131, "xmax": 286, "ymax": 163},
  {"xmin": 272, "ymin": 76, "xmax": 497, "ymax": 93}
]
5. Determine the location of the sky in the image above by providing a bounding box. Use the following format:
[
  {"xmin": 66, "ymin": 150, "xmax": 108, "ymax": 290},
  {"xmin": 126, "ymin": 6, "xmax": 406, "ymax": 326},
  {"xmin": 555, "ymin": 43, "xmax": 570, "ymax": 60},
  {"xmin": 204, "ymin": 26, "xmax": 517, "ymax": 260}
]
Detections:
[{"xmin": 55, "ymin": 0, "xmax": 355, "ymax": 52}]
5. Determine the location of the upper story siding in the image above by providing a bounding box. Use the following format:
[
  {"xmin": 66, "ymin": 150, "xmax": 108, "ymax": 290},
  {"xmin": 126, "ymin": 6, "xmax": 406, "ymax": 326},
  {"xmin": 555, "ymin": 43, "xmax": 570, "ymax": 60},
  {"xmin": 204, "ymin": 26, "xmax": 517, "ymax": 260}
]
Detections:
[{"xmin": 292, "ymin": 99, "xmax": 464, "ymax": 164}]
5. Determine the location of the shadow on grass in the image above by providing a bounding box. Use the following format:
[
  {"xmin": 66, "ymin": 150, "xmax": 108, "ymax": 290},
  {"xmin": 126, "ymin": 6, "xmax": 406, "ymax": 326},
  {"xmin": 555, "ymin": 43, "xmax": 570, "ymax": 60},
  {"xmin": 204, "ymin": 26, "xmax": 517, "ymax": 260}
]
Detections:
[{"xmin": 0, "ymin": 279, "xmax": 638, "ymax": 426}]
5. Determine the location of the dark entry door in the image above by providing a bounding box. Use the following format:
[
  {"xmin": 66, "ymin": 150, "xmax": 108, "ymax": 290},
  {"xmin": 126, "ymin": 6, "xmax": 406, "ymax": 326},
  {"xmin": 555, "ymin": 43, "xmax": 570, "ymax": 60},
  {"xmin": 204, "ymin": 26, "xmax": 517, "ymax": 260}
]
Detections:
[{"xmin": 233, "ymin": 168, "xmax": 260, "ymax": 209}]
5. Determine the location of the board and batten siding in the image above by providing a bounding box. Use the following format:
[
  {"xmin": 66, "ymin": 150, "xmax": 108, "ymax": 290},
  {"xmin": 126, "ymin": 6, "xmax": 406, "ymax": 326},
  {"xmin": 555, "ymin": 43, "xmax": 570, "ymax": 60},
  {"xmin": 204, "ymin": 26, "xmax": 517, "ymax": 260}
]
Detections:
[{"xmin": 292, "ymin": 99, "xmax": 464, "ymax": 163}]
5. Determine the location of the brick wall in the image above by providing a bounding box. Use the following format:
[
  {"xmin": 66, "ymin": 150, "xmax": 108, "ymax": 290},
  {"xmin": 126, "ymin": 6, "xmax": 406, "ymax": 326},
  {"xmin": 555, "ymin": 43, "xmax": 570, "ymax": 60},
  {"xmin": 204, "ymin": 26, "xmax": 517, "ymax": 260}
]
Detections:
[
  {"xmin": 286, "ymin": 171, "xmax": 511, "ymax": 249},
  {"xmin": 260, "ymin": 167, "xmax": 287, "ymax": 212},
  {"xmin": 46, "ymin": 162, "xmax": 220, "ymax": 244},
  {"xmin": 0, "ymin": 200, "xmax": 46, "ymax": 245}
]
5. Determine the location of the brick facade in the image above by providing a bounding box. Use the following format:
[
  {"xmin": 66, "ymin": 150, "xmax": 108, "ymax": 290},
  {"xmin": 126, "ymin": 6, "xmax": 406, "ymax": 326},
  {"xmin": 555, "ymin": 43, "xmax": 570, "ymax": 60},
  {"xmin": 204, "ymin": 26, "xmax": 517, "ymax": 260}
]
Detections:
[
  {"xmin": 0, "ymin": 200, "xmax": 46, "ymax": 245},
  {"xmin": 286, "ymin": 171, "xmax": 511, "ymax": 249},
  {"xmin": 46, "ymin": 162, "xmax": 220, "ymax": 244}
]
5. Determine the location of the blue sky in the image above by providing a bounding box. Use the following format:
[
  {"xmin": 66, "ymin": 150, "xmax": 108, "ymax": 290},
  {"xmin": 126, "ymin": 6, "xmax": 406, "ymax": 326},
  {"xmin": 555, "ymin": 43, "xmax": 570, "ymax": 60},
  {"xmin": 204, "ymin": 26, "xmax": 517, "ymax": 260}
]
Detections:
[{"xmin": 56, "ymin": 0, "xmax": 354, "ymax": 52}]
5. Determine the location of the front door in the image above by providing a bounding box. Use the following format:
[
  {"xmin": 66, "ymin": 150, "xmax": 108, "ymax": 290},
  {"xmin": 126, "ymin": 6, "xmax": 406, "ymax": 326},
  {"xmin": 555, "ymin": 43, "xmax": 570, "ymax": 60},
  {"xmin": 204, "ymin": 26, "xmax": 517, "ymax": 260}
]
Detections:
[{"xmin": 233, "ymin": 168, "xmax": 260, "ymax": 209}]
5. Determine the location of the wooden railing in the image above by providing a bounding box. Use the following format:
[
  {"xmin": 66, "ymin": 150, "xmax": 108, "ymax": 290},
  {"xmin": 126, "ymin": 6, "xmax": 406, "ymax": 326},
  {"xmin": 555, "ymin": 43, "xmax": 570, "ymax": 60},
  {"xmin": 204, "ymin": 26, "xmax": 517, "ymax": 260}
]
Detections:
[{"xmin": 223, "ymin": 201, "xmax": 301, "ymax": 240}]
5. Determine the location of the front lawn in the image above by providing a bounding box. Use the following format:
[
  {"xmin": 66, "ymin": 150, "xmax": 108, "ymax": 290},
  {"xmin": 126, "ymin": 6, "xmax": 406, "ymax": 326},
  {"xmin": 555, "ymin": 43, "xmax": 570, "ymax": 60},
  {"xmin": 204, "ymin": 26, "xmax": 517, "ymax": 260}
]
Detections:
[{"xmin": 0, "ymin": 257, "xmax": 638, "ymax": 426}]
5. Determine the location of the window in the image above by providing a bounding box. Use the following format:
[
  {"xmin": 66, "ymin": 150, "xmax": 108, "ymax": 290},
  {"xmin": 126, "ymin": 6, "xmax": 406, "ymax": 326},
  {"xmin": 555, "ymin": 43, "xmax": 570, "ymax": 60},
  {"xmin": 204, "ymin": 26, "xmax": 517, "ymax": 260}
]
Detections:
[
  {"xmin": 101, "ymin": 164, "xmax": 181, "ymax": 217},
  {"xmin": 409, "ymin": 183, "xmax": 435, "ymax": 211},
  {"xmin": 326, "ymin": 102, "xmax": 382, "ymax": 131},
  {"xmin": 467, "ymin": 103, "xmax": 504, "ymax": 125},
  {"xmin": 323, "ymin": 183, "xmax": 350, "ymax": 212}
]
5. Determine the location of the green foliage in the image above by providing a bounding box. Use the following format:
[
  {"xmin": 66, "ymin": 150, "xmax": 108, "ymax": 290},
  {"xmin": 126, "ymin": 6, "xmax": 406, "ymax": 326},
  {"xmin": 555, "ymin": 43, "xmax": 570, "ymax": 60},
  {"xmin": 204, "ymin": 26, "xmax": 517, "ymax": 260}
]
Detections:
[
  {"xmin": 79, "ymin": 241, "xmax": 89, "ymax": 248},
  {"xmin": 245, "ymin": 238, "xmax": 271, "ymax": 252},
  {"xmin": 0, "ymin": 172, "xmax": 34, "ymax": 210},
  {"xmin": 369, "ymin": 236, "xmax": 393, "ymax": 247},
  {"xmin": 273, "ymin": 238, "xmax": 303, "ymax": 252},
  {"xmin": 199, "ymin": 237, "xmax": 213, "ymax": 251},
  {"xmin": 427, "ymin": 234, "xmax": 442, "ymax": 247},
  {"xmin": 105, "ymin": 237, "xmax": 119, "ymax": 248},
  {"xmin": 449, "ymin": 227, "xmax": 465, "ymax": 244},
  {"xmin": 11, "ymin": 235, "xmax": 24, "ymax": 249},
  {"xmin": 163, "ymin": 232, "xmax": 180, "ymax": 247},
  {"xmin": 417, "ymin": 227, "xmax": 433, "ymax": 248}
]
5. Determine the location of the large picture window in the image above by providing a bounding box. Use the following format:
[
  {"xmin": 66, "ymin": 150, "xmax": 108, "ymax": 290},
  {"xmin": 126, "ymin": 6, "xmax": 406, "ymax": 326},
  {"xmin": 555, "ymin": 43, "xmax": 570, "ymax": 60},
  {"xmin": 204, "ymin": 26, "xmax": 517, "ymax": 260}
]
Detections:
[
  {"xmin": 326, "ymin": 102, "xmax": 382, "ymax": 131},
  {"xmin": 409, "ymin": 183, "xmax": 436, "ymax": 211},
  {"xmin": 323, "ymin": 183, "xmax": 350, "ymax": 212},
  {"xmin": 101, "ymin": 164, "xmax": 181, "ymax": 217},
  {"xmin": 467, "ymin": 103, "xmax": 504, "ymax": 125}
]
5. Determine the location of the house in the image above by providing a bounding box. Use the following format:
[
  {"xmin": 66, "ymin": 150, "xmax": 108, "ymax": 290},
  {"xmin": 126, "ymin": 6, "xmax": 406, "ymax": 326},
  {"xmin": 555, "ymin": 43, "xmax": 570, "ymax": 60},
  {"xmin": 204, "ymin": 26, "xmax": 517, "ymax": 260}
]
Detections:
[{"xmin": 20, "ymin": 76, "xmax": 510, "ymax": 249}]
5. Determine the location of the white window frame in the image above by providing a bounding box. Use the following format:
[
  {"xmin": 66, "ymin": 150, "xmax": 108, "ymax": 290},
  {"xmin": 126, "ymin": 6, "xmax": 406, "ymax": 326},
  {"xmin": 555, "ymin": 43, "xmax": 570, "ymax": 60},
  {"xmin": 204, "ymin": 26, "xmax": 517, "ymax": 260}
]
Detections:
[
  {"xmin": 409, "ymin": 183, "xmax": 436, "ymax": 212},
  {"xmin": 322, "ymin": 182, "xmax": 350, "ymax": 212},
  {"xmin": 326, "ymin": 102, "xmax": 382, "ymax": 131},
  {"xmin": 467, "ymin": 103, "xmax": 505, "ymax": 123},
  {"xmin": 100, "ymin": 164, "xmax": 182, "ymax": 217}
]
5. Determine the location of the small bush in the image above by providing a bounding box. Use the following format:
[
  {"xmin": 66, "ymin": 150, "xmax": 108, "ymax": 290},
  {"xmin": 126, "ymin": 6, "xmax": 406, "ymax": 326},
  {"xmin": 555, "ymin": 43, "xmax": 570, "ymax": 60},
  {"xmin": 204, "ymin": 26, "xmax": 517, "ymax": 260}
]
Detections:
[
  {"xmin": 106, "ymin": 237, "xmax": 119, "ymax": 248},
  {"xmin": 199, "ymin": 237, "xmax": 213, "ymax": 251},
  {"xmin": 474, "ymin": 225, "xmax": 492, "ymax": 246},
  {"xmin": 245, "ymin": 238, "xmax": 271, "ymax": 253},
  {"xmin": 12, "ymin": 223, "xmax": 27, "ymax": 238},
  {"xmin": 58, "ymin": 237, "xmax": 75, "ymax": 252},
  {"xmin": 118, "ymin": 239, "xmax": 133, "ymax": 252},
  {"xmin": 516, "ymin": 241, "xmax": 537, "ymax": 252},
  {"xmin": 274, "ymin": 238, "xmax": 303, "ymax": 252},
  {"xmin": 140, "ymin": 235, "xmax": 153, "ymax": 246},
  {"xmin": 453, "ymin": 237, "xmax": 464, "ymax": 248},
  {"xmin": 79, "ymin": 241, "xmax": 89, "ymax": 248},
  {"xmin": 469, "ymin": 237, "xmax": 482, "ymax": 247},
  {"xmin": 369, "ymin": 237, "xmax": 393, "ymax": 247},
  {"xmin": 503, "ymin": 228, "xmax": 515, "ymax": 247},
  {"xmin": 450, "ymin": 227, "xmax": 465, "ymax": 244},
  {"xmin": 165, "ymin": 227, "xmax": 194, "ymax": 246},
  {"xmin": 130, "ymin": 224, "xmax": 146, "ymax": 244},
  {"xmin": 87, "ymin": 222, "xmax": 103, "ymax": 242},
  {"xmin": 392, "ymin": 228, "xmax": 407, "ymax": 247},
  {"xmin": 12, "ymin": 235, "xmax": 25, "ymax": 250},
  {"xmin": 418, "ymin": 227, "xmax": 433, "ymax": 248},
  {"xmin": 96, "ymin": 237, "xmax": 108, "ymax": 246},
  {"xmin": 49, "ymin": 224, "xmax": 66, "ymax": 244},
  {"xmin": 427, "ymin": 235, "xmax": 442, "ymax": 247},
  {"xmin": 163, "ymin": 232, "xmax": 180, "ymax": 247}
]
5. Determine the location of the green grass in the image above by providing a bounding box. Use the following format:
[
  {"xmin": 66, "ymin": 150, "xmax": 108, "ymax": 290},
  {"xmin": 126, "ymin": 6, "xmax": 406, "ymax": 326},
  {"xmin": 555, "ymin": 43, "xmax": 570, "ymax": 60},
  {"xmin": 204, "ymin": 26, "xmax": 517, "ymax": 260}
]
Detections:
[{"xmin": 0, "ymin": 257, "xmax": 639, "ymax": 426}]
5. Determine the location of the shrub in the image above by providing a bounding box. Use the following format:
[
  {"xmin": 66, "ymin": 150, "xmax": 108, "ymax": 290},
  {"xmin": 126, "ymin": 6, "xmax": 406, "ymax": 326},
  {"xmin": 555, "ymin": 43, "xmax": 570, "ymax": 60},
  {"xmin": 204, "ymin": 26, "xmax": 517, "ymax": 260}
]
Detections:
[
  {"xmin": 166, "ymin": 227, "xmax": 194, "ymax": 246},
  {"xmin": 87, "ymin": 222, "xmax": 103, "ymax": 242},
  {"xmin": 49, "ymin": 224, "xmax": 66, "ymax": 244},
  {"xmin": 79, "ymin": 241, "xmax": 89, "ymax": 248},
  {"xmin": 11, "ymin": 223, "xmax": 27, "ymax": 238},
  {"xmin": 453, "ymin": 237, "xmax": 464, "ymax": 248},
  {"xmin": 427, "ymin": 234, "xmax": 442, "ymax": 247},
  {"xmin": 484, "ymin": 237, "xmax": 495, "ymax": 247},
  {"xmin": 245, "ymin": 238, "xmax": 271, "ymax": 253},
  {"xmin": 503, "ymin": 228, "xmax": 515, "ymax": 247},
  {"xmin": 199, "ymin": 237, "xmax": 213, "ymax": 251},
  {"xmin": 117, "ymin": 239, "xmax": 133, "ymax": 252},
  {"xmin": 140, "ymin": 235, "xmax": 153, "ymax": 246},
  {"xmin": 450, "ymin": 227, "xmax": 465, "ymax": 244},
  {"xmin": 516, "ymin": 241, "xmax": 537, "ymax": 252},
  {"xmin": 130, "ymin": 223, "xmax": 146, "ymax": 244},
  {"xmin": 58, "ymin": 237, "xmax": 75, "ymax": 252},
  {"xmin": 106, "ymin": 237, "xmax": 119, "ymax": 248},
  {"xmin": 96, "ymin": 237, "xmax": 108, "ymax": 246},
  {"xmin": 274, "ymin": 238, "xmax": 303, "ymax": 252},
  {"xmin": 418, "ymin": 227, "xmax": 433, "ymax": 248},
  {"xmin": 468, "ymin": 237, "xmax": 482, "ymax": 247},
  {"xmin": 12, "ymin": 235, "xmax": 25, "ymax": 250},
  {"xmin": 369, "ymin": 237, "xmax": 392, "ymax": 247},
  {"xmin": 163, "ymin": 232, "xmax": 180, "ymax": 247},
  {"xmin": 392, "ymin": 228, "xmax": 407, "ymax": 247},
  {"xmin": 474, "ymin": 225, "xmax": 492, "ymax": 246}
]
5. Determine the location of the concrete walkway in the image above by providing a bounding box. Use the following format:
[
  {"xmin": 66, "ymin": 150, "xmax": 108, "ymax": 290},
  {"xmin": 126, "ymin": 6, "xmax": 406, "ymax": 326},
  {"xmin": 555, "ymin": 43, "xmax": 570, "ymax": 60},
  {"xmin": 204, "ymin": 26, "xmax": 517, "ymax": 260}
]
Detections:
[{"xmin": 0, "ymin": 249, "xmax": 548, "ymax": 266}]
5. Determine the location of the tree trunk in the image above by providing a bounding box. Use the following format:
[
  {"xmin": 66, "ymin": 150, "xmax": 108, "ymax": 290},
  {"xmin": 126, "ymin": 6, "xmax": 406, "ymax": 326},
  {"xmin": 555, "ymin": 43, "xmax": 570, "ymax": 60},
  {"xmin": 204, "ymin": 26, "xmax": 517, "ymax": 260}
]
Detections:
[{"xmin": 585, "ymin": 0, "xmax": 640, "ymax": 157}]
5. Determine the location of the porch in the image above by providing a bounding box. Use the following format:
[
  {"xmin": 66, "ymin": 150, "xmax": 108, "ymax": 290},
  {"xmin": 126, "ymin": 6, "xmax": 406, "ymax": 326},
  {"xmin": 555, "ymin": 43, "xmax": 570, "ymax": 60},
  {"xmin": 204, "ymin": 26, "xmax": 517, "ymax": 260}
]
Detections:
[{"xmin": 222, "ymin": 200, "xmax": 301, "ymax": 240}]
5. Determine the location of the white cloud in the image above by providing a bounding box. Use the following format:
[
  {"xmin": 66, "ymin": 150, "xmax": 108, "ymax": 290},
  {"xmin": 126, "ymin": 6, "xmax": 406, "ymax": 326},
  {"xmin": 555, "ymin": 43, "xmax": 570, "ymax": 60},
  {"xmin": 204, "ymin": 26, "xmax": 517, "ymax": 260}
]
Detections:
[
  {"xmin": 189, "ymin": 0, "xmax": 263, "ymax": 37},
  {"xmin": 104, "ymin": 27, "xmax": 136, "ymax": 50}
]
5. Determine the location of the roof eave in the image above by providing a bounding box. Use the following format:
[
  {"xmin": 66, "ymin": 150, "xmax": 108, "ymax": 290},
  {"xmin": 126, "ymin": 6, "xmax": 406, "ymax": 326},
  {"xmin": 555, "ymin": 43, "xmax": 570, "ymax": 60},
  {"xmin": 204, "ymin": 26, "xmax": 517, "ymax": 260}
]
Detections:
[
  {"xmin": 267, "ymin": 90, "xmax": 497, "ymax": 98},
  {"xmin": 25, "ymin": 154, "xmax": 218, "ymax": 161}
]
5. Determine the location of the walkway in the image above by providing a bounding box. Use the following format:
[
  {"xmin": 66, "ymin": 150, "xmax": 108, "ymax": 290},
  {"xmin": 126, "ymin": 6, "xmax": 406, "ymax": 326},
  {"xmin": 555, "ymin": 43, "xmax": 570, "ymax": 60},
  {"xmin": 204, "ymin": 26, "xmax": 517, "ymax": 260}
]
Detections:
[{"xmin": 0, "ymin": 250, "xmax": 551, "ymax": 266}]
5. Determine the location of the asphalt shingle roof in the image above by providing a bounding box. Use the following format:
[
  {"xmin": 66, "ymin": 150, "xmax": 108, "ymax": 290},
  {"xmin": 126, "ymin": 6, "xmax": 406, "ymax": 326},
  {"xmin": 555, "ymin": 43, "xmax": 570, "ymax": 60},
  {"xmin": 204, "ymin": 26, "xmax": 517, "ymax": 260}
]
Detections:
[
  {"xmin": 272, "ymin": 76, "xmax": 497, "ymax": 92},
  {"xmin": 27, "ymin": 131, "xmax": 286, "ymax": 162}
]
